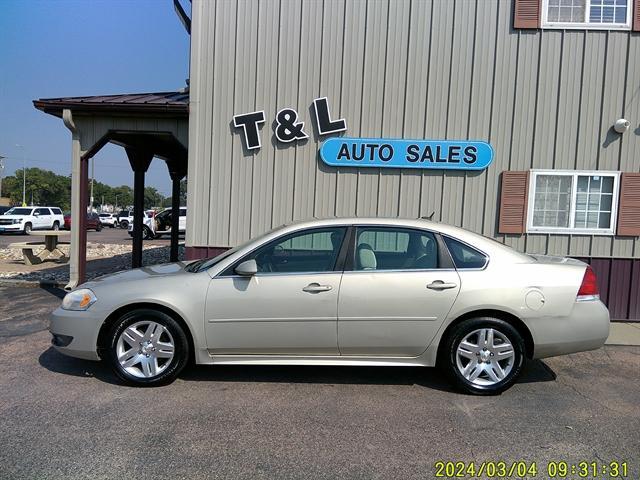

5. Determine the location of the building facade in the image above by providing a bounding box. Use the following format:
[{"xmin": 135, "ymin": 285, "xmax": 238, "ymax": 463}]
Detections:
[{"xmin": 185, "ymin": 0, "xmax": 640, "ymax": 320}]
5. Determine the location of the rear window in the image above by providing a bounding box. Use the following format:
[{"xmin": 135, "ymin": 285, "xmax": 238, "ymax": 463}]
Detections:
[
  {"xmin": 51, "ymin": 208, "xmax": 62, "ymax": 215},
  {"xmin": 443, "ymin": 236, "xmax": 488, "ymax": 269}
]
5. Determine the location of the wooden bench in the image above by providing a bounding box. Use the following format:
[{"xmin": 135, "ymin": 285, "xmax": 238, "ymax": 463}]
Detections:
[{"xmin": 9, "ymin": 230, "xmax": 71, "ymax": 265}]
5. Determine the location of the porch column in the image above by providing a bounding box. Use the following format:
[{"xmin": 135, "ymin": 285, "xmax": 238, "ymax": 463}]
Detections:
[
  {"xmin": 167, "ymin": 162, "xmax": 186, "ymax": 262},
  {"xmin": 126, "ymin": 148, "xmax": 153, "ymax": 268},
  {"xmin": 64, "ymin": 110, "xmax": 88, "ymax": 290}
]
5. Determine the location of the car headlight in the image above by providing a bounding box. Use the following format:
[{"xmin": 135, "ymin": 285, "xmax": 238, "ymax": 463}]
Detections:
[
  {"xmin": 61, "ymin": 288, "xmax": 97, "ymax": 311},
  {"xmin": 12, "ymin": 219, "xmax": 23, "ymax": 224}
]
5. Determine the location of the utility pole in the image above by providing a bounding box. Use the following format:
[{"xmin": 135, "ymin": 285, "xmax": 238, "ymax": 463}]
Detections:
[
  {"xmin": 0, "ymin": 155, "xmax": 5, "ymax": 199},
  {"xmin": 15, "ymin": 144, "xmax": 25, "ymax": 206}
]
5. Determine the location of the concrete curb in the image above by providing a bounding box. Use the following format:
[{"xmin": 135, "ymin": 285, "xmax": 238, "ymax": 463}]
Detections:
[{"xmin": 0, "ymin": 278, "xmax": 66, "ymax": 289}]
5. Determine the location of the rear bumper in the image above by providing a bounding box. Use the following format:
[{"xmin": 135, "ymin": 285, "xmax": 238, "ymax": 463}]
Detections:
[{"xmin": 528, "ymin": 300, "xmax": 610, "ymax": 359}]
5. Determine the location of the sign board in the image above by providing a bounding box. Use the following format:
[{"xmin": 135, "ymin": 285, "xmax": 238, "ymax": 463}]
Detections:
[{"xmin": 319, "ymin": 137, "xmax": 493, "ymax": 171}]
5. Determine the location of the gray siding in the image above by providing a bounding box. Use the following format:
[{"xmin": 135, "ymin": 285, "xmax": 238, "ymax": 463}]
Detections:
[{"xmin": 187, "ymin": 0, "xmax": 640, "ymax": 258}]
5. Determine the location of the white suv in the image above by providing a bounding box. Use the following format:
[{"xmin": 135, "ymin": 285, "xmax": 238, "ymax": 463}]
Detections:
[
  {"xmin": 0, "ymin": 206, "xmax": 65, "ymax": 234},
  {"xmin": 128, "ymin": 207, "xmax": 186, "ymax": 239},
  {"xmin": 98, "ymin": 213, "xmax": 117, "ymax": 227}
]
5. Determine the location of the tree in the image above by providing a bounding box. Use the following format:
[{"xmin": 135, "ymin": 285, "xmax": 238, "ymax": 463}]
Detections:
[{"xmin": 1, "ymin": 168, "xmax": 71, "ymax": 210}]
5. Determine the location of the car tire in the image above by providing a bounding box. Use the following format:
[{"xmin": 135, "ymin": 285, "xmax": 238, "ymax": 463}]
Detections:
[
  {"xmin": 23, "ymin": 223, "xmax": 32, "ymax": 234},
  {"xmin": 143, "ymin": 226, "xmax": 154, "ymax": 240},
  {"xmin": 442, "ymin": 317, "xmax": 525, "ymax": 396},
  {"xmin": 120, "ymin": 220, "xmax": 129, "ymax": 229},
  {"xmin": 52, "ymin": 221, "xmax": 60, "ymax": 231},
  {"xmin": 96, "ymin": 223, "xmax": 102, "ymax": 232},
  {"xmin": 107, "ymin": 309, "xmax": 190, "ymax": 387}
]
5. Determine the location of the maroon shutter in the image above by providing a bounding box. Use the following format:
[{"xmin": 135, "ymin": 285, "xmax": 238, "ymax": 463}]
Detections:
[
  {"xmin": 634, "ymin": 0, "xmax": 640, "ymax": 31},
  {"xmin": 499, "ymin": 171, "xmax": 530, "ymax": 234},
  {"xmin": 513, "ymin": 0, "xmax": 542, "ymax": 29},
  {"xmin": 617, "ymin": 173, "xmax": 640, "ymax": 236}
]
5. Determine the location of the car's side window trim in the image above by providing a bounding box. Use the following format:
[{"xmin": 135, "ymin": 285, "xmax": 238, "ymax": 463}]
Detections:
[
  {"xmin": 345, "ymin": 225, "xmax": 448, "ymax": 272},
  {"xmin": 218, "ymin": 225, "xmax": 351, "ymax": 277},
  {"xmin": 441, "ymin": 234, "xmax": 490, "ymax": 271}
]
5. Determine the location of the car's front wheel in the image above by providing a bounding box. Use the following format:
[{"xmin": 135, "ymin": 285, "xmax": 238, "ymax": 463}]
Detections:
[
  {"xmin": 106, "ymin": 309, "xmax": 190, "ymax": 386},
  {"xmin": 23, "ymin": 222, "xmax": 32, "ymax": 234},
  {"xmin": 442, "ymin": 317, "xmax": 525, "ymax": 395}
]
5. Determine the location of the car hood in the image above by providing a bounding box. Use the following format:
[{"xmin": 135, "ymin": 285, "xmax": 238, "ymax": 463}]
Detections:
[
  {"xmin": 1, "ymin": 215, "xmax": 27, "ymax": 220},
  {"xmin": 82, "ymin": 261, "xmax": 192, "ymax": 287}
]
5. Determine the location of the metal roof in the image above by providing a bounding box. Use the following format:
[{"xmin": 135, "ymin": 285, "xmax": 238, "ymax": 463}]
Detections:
[{"xmin": 33, "ymin": 91, "xmax": 189, "ymax": 117}]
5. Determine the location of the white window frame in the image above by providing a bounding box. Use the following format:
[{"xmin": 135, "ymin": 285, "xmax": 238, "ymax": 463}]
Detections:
[
  {"xmin": 526, "ymin": 170, "xmax": 621, "ymax": 235},
  {"xmin": 541, "ymin": 0, "xmax": 632, "ymax": 30}
]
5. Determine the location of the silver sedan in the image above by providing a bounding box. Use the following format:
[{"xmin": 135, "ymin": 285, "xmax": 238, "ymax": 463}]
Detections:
[{"xmin": 50, "ymin": 218, "xmax": 609, "ymax": 394}]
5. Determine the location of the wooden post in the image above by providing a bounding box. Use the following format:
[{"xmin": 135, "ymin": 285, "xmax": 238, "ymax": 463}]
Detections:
[{"xmin": 126, "ymin": 148, "xmax": 153, "ymax": 269}]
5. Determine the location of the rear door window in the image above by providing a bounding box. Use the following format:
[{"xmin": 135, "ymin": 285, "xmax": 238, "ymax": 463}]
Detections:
[{"xmin": 353, "ymin": 227, "xmax": 440, "ymax": 271}]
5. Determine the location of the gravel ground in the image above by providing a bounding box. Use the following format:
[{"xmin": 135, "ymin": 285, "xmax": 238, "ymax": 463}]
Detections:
[
  {"xmin": 0, "ymin": 244, "xmax": 185, "ymax": 282},
  {"xmin": 0, "ymin": 287, "xmax": 639, "ymax": 479}
]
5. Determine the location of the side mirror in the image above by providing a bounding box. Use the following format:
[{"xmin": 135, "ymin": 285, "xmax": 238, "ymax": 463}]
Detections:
[
  {"xmin": 235, "ymin": 259, "xmax": 258, "ymax": 276},
  {"xmin": 33, "ymin": 212, "xmax": 40, "ymax": 217}
]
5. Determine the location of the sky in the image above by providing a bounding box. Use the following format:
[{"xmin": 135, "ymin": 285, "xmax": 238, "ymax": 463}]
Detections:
[{"xmin": 0, "ymin": 0, "xmax": 190, "ymax": 196}]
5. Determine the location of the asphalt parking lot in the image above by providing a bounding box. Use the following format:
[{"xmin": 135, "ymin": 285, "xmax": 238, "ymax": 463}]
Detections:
[
  {"xmin": 0, "ymin": 286, "xmax": 638, "ymax": 479},
  {"xmin": 0, "ymin": 226, "xmax": 181, "ymax": 248}
]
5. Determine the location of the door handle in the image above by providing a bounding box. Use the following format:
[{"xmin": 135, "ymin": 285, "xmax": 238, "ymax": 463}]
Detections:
[
  {"xmin": 302, "ymin": 283, "xmax": 333, "ymax": 293},
  {"xmin": 427, "ymin": 280, "xmax": 458, "ymax": 290}
]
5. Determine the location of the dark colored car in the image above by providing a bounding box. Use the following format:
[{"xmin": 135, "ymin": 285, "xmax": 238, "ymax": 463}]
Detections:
[{"xmin": 64, "ymin": 212, "xmax": 102, "ymax": 231}]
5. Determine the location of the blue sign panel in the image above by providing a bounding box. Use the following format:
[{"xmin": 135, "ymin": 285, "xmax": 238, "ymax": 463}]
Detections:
[{"xmin": 320, "ymin": 137, "xmax": 494, "ymax": 171}]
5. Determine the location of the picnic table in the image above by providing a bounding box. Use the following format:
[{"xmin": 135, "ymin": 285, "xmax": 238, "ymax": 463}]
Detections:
[{"xmin": 9, "ymin": 230, "xmax": 71, "ymax": 265}]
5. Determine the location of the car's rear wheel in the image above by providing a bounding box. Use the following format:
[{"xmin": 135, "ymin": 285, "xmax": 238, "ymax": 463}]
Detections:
[
  {"xmin": 443, "ymin": 317, "xmax": 524, "ymax": 395},
  {"xmin": 143, "ymin": 226, "xmax": 154, "ymax": 240},
  {"xmin": 107, "ymin": 309, "xmax": 189, "ymax": 386},
  {"xmin": 120, "ymin": 220, "xmax": 129, "ymax": 229},
  {"xmin": 52, "ymin": 221, "xmax": 60, "ymax": 231},
  {"xmin": 96, "ymin": 223, "xmax": 102, "ymax": 232}
]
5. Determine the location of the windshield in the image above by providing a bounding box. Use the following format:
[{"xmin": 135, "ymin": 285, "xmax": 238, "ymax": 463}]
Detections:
[
  {"xmin": 6, "ymin": 208, "xmax": 32, "ymax": 215},
  {"xmin": 188, "ymin": 225, "xmax": 287, "ymax": 273}
]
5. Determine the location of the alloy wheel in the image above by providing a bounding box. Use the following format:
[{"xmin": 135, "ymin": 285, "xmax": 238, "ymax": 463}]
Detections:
[
  {"xmin": 115, "ymin": 320, "xmax": 175, "ymax": 378},
  {"xmin": 455, "ymin": 328, "xmax": 515, "ymax": 386}
]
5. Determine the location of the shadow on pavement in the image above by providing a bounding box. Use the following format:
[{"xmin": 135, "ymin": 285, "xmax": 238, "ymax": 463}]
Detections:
[
  {"xmin": 38, "ymin": 285, "xmax": 66, "ymax": 299},
  {"xmin": 39, "ymin": 346, "xmax": 557, "ymax": 393},
  {"xmin": 38, "ymin": 347, "xmax": 121, "ymax": 385}
]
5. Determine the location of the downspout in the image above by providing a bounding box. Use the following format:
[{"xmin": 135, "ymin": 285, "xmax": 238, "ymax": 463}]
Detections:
[{"xmin": 63, "ymin": 109, "xmax": 85, "ymax": 290}]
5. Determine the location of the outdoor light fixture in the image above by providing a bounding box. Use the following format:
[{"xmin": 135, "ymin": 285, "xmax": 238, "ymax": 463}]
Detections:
[{"xmin": 614, "ymin": 118, "xmax": 630, "ymax": 133}]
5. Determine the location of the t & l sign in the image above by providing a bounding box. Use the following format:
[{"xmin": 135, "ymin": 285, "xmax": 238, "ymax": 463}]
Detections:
[
  {"xmin": 233, "ymin": 98, "xmax": 346, "ymax": 150},
  {"xmin": 232, "ymin": 98, "xmax": 494, "ymax": 171}
]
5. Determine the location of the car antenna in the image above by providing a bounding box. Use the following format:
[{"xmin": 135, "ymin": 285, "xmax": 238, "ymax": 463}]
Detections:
[{"xmin": 420, "ymin": 211, "xmax": 436, "ymax": 221}]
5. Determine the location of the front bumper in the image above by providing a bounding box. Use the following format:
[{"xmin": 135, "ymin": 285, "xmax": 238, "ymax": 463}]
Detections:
[
  {"xmin": 529, "ymin": 299, "xmax": 610, "ymax": 359},
  {"xmin": 0, "ymin": 224, "xmax": 23, "ymax": 232},
  {"xmin": 49, "ymin": 307, "xmax": 103, "ymax": 361}
]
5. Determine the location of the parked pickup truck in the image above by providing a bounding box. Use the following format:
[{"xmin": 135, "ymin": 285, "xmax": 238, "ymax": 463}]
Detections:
[
  {"xmin": 0, "ymin": 206, "xmax": 65, "ymax": 234},
  {"xmin": 128, "ymin": 207, "xmax": 186, "ymax": 239}
]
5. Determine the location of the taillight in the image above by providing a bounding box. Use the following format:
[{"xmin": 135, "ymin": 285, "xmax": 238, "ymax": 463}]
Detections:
[{"xmin": 577, "ymin": 266, "xmax": 599, "ymax": 300}]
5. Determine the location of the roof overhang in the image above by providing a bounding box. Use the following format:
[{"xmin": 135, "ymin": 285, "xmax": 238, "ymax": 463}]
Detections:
[{"xmin": 33, "ymin": 91, "xmax": 189, "ymax": 118}]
